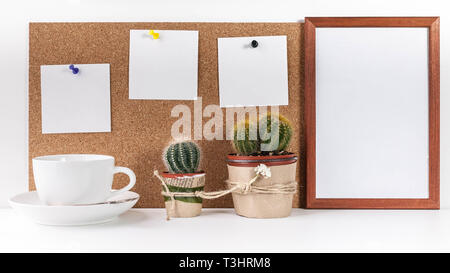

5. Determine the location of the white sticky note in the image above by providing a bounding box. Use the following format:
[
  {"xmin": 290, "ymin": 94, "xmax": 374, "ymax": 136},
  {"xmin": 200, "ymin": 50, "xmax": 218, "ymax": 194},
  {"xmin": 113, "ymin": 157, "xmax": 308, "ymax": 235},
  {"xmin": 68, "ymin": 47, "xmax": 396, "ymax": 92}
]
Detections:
[
  {"xmin": 218, "ymin": 36, "xmax": 289, "ymax": 107},
  {"xmin": 315, "ymin": 28, "xmax": 429, "ymax": 198},
  {"xmin": 40, "ymin": 64, "xmax": 111, "ymax": 134},
  {"xmin": 129, "ymin": 30, "xmax": 199, "ymax": 100}
]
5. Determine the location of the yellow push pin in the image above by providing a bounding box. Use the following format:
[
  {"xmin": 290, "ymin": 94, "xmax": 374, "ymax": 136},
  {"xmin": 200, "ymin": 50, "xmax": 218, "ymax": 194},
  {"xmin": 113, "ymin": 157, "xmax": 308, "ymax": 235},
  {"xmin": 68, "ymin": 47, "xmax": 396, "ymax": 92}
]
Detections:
[{"xmin": 149, "ymin": 30, "xmax": 159, "ymax": 39}]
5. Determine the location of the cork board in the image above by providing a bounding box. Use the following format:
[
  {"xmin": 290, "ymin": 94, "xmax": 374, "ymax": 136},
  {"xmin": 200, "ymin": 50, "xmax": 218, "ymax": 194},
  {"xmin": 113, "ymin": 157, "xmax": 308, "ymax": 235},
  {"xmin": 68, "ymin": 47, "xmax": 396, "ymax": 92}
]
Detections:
[{"xmin": 29, "ymin": 22, "xmax": 305, "ymax": 208}]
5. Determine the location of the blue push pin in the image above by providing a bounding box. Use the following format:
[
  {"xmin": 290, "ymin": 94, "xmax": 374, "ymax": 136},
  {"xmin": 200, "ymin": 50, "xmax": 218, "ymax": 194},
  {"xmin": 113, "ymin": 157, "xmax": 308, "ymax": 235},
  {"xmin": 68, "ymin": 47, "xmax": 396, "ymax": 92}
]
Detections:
[{"xmin": 69, "ymin": 64, "xmax": 79, "ymax": 74}]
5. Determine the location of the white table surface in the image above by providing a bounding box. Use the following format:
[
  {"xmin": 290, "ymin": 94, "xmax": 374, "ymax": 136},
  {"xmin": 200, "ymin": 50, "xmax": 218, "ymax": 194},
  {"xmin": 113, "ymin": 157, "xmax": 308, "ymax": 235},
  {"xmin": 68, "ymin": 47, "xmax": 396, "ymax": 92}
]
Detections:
[{"xmin": 1, "ymin": 208, "xmax": 449, "ymax": 252}]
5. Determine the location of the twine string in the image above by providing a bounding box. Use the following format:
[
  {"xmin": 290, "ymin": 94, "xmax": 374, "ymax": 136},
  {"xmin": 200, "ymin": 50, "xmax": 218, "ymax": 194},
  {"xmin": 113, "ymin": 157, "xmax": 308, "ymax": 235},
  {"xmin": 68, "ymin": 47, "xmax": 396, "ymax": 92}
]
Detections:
[{"xmin": 153, "ymin": 165, "xmax": 297, "ymax": 220}]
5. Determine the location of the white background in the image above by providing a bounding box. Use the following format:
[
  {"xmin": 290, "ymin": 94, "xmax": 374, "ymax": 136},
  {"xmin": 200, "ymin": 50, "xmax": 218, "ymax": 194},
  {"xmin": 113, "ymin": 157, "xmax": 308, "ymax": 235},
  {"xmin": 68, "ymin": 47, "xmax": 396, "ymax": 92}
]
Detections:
[
  {"xmin": 0, "ymin": 0, "xmax": 448, "ymax": 207},
  {"xmin": 316, "ymin": 28, "xmax": 429, "ymax": 198},
  {"xmin": 2, "ymin": 208, "xmax": 450, "ymax": 252}
]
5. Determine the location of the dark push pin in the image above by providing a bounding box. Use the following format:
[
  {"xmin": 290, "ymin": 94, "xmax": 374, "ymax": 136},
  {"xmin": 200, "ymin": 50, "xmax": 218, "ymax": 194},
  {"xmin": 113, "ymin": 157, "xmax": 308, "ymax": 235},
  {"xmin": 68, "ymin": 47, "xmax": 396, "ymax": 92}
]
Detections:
[
  {"xmin": 251, "ymin": 40, "xmax": 259, "ymax": 48},
  {"xmin": 69, "ymin": 64, "xmax": 79, "ymax": 74}
]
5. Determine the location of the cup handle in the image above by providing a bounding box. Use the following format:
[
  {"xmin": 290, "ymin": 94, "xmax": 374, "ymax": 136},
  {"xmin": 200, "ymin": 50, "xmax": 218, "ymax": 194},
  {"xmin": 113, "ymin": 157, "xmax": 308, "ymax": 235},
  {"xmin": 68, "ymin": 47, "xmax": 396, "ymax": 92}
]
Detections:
[{"xmin": 110, "ymin": 166, "xmax": 136, "ymax": 198}]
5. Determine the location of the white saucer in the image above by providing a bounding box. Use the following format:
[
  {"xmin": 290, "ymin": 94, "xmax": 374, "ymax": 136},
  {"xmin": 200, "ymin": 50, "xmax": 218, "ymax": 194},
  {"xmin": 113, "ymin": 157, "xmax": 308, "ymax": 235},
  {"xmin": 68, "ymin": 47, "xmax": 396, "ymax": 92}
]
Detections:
[{"xmin": 9, "ymin": 191, "xmax": 139, "ymax": 226}]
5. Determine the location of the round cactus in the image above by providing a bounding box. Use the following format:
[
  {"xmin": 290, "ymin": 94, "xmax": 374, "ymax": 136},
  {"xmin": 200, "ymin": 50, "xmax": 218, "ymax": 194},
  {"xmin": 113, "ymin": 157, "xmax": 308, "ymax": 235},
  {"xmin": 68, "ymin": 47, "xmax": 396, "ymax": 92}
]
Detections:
[
  {"xmin": 233, "ymin": 119, "xmax": 259, "ymax": 156},
  {"xmin": 259, "ymin": 113, "xmax": 292, "ymax": 153},
  {"xmin": 232, "ymin": 113, "xmax": 292, "ymax": 155},
  {"xmin": 163, "ymin": 141, "xmax": 201, "ymax": 173}
]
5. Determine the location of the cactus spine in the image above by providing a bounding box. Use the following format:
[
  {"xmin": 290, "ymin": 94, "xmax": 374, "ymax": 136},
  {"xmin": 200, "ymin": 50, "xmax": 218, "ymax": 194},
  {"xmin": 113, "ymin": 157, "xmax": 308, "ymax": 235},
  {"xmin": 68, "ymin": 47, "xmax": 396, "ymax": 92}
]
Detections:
[
  {"xmin": 232, "ymin": 113, "xmax": 292, "ymax": 156},
  {"xmin": 164, "ymin": 141, "xmax": 200, "ymax": 173}
]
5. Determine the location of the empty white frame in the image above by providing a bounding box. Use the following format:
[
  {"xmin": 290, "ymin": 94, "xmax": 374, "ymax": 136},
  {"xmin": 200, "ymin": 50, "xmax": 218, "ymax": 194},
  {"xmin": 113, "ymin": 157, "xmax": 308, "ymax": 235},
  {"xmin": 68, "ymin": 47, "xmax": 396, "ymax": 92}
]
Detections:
[{"xmin": 305, "ymin": 17, "xmax": 440, "ymax": 209}]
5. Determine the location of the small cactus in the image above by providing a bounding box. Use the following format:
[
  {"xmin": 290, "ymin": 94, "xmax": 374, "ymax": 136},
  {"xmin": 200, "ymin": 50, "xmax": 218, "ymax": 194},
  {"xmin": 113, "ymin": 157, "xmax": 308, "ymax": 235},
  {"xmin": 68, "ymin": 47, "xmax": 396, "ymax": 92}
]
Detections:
[
  {"xmin": 259, "ymin": 113, "xmax": 292, "ymax": 153},
  {"xmin": 163, "ymin": 141, "xmax": 201, "ymax": 173},
  {"xmin": 232, "ymin": 113, "xmax": 292, "ymax": 156},
  {"xmin": 233, "ymin": 119, "xmax": 259, "ymax": 155}
]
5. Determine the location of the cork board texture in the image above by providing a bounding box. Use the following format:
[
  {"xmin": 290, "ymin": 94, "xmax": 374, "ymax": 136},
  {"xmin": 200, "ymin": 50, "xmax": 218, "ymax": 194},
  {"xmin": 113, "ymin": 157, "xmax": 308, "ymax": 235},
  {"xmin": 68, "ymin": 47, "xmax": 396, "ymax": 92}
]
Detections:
[{"xmin": 29, "ymin": 22, "xmax": 305, "ymax": 208}]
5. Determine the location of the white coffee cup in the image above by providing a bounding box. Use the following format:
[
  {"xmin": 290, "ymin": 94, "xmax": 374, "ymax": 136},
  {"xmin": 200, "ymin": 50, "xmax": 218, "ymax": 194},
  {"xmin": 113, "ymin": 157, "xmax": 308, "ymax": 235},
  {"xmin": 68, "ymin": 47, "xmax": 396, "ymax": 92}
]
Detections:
[{"xmin": 32, "ymin": 154, "xmax": 136, "ymax": 205}]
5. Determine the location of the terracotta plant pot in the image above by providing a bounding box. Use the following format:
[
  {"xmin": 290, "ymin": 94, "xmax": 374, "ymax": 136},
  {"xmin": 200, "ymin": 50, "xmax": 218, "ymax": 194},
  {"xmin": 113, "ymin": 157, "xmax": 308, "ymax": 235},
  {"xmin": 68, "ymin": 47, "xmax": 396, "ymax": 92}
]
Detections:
[
  {"xmin": 226, "ymin": 154, "xmax": 297, "ymax": 218},
  {"xmin": 160, "ymin": 172, "xmax": 205, "ymax": 218}
]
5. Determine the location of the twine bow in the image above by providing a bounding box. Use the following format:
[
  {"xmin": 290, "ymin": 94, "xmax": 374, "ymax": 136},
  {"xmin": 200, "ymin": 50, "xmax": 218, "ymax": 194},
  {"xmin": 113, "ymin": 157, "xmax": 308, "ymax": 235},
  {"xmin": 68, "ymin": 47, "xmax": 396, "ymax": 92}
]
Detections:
[{"xmin": 153, "ymin": 164, "xmax": 296, "ymax": 220}]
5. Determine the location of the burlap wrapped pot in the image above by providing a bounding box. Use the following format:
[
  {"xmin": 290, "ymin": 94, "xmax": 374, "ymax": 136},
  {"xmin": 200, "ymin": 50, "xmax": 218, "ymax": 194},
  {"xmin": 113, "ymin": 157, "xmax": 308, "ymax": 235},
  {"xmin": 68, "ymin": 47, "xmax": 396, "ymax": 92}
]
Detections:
[
  {"xmin": 159, "ymin": 172, "xmax": 205, "ymax": 218},
  {"xmin": 226, "ymin": 154, "xmax": 297, "ymax": 218}
]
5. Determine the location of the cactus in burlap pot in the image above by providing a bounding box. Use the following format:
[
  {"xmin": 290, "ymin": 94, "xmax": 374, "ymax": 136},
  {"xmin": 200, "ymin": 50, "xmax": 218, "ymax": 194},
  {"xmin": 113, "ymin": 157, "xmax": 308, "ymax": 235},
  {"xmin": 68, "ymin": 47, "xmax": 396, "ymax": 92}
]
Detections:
[
  {"xmin": 227, "ymin": 112, "xmax": 298, "ymax": 218},
  {"xmin": 157, "ymin": 141, "xmax": 205, "ymax": 219}
]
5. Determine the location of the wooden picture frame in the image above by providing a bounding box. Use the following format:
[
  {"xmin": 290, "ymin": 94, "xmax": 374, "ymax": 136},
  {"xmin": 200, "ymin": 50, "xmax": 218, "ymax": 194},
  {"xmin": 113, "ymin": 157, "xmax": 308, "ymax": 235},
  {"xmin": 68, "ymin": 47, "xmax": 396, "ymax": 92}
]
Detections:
[{"xmin": 305, "ymin": 17, "xmax": 440, "ymax": 209}]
